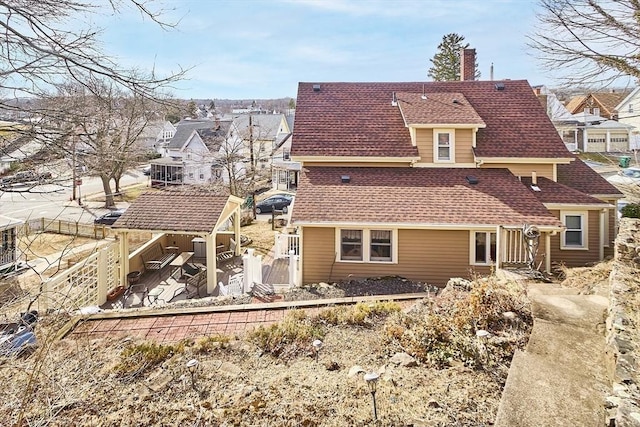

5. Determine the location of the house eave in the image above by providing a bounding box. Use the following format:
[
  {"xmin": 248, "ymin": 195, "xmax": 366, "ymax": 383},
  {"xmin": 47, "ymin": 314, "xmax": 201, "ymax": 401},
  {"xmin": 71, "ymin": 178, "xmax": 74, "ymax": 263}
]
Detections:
[
  {"xmin": 409, "ymin": 123, "xmax": 486, "ymax": 129},
  {"xmin": 543, "ymin": 203, "xmax": 614, "ymax": 210},
  {"xmin": 477, "ymin": 157, "xmax": 574, "ymax": 164},
  {"xmin": 291, "ymin": 220, "xmax": 563, "ymax": 232},
  {"xmin": 291, "ymin": 156, "xmax": 420, "ymax": 163}
]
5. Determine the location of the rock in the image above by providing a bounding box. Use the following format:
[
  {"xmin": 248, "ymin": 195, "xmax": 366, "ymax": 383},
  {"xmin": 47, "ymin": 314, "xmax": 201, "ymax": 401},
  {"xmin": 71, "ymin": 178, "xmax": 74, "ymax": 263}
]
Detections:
[
  {"xmin": 218, "ymin": 361, "xmax": 243, "ymax": 377},
  {"xmin": 614, "ymin": 337, "xmax": 635, "ymax": 354},
  {"xmin": 242, "ymin": 385, "xmax": 257, "ymax": 397},
  {"xmin": 605, "ymin": 395, "xmax": 621, "ymax": 409},
  {"xmin": 324, "ymin": 360, "xmax": 340, "ymax": 371},
  {"xmin": 445, "ymin": 277, "xmax": 472, "ymax": 291},
  {"xmin": 348, "ymin": 365, "xmax": 365, "ymax": 378},
  {"xmin": 427, "ymin": 400, "xmax": 441, "ymax": 408},
  {"xmin": 389, "ymin": 352, "xmax": 417, "ymax": 367}
]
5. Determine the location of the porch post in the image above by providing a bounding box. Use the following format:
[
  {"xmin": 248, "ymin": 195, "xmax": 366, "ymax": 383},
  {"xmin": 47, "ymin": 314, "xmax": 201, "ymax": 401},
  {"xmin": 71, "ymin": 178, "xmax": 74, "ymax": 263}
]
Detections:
[
  {"xmin": 205, "ymin": 232, "xmax": 217, "ymax": 294},
  {"xmin": 234, "ymin": 205, "xmax": 241, "ymax": 255},
  {"xmin": 495, "ymin": 226, "xmax": 501, "ymax": 270},
  {"xmin": 120, "ymin": 231, "xmax": 129, "ymax": 288},
  {"xmin": 545, "ymin": 233, "xmax": 551, "ymax": 274}
]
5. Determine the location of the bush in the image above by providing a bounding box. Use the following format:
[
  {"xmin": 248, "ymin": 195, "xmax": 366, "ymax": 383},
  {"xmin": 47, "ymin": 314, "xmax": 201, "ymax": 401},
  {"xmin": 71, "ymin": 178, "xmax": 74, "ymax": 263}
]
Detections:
[
  {"xmin": 113, "ymin": 342, "xmax": 184, "ymax": 379},
  {"xmin": 247, "ymin": 310, "xmax": 324, "ymax": 359},
  {"xmin": 317, "ymin": 301, "xmax": 401, "ymax": 326},
  {"xmin": 621, "ymin": 203, "xmax": 640, "ymax": 219},
  {"xmin": 194, "ymin": 334, "xmax": 231, "ymax": 354}
]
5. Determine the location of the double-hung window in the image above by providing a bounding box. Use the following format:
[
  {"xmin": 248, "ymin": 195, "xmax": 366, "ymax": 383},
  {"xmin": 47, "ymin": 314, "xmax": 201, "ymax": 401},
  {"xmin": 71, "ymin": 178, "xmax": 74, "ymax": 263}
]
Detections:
[
  {"xmin": 472, "ymin": 231, "xmax": 497, "ymax": 265},
  {"xmin": 433, "ymin": 129, "xmax": 454, "ymax": 162},
  {"xmin": 561, "ymin": 212, "xmax": 587, "ymax": 249},
  {"xmin": 339, "ymin": 229, "xmax": 394, "ymax": 262},
  {"xmin": 340, "ymin": 230, "xmax": 363, "ymax": 261}
]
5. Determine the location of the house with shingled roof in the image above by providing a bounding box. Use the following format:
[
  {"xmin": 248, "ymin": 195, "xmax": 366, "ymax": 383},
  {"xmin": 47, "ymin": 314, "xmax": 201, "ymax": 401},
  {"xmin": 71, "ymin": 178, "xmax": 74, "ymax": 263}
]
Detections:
[{"xmin": 287, "ymin": 49, "xmax": 623, "ymax": 286}]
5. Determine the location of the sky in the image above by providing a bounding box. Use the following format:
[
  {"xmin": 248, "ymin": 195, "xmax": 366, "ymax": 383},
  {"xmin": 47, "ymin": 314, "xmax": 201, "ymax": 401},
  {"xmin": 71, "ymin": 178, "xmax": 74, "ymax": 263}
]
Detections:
[{"xmin": 96, "ymin": 0, "xmax": 550, "ymax": 100}]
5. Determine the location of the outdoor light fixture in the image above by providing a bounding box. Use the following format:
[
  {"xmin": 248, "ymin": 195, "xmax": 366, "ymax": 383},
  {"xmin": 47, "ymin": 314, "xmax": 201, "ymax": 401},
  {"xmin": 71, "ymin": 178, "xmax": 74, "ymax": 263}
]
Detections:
[
  {"xmin": 312, "ymin": 339, "xmax": 323, "ymax": 363},
  {"xmin": 186, "ymin": 358, "xmax": 199, "ymax": 390},
  {"xmin": 363, "ymin": 372, "xmax": 379, "ymax": 421}
]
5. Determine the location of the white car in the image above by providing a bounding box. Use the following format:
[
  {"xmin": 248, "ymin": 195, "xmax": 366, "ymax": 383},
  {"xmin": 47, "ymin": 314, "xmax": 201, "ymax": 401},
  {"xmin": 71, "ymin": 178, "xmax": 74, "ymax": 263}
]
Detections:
[{"xmin": 607, "ymin": 167, "xmax": 640, "ymax": 185}]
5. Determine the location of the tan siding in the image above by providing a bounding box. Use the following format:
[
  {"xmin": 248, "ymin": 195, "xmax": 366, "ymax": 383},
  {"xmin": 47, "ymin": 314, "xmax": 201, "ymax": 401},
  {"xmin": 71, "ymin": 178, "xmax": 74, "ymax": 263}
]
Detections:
[
  {"xmin": 415, "ymin": 128, "xmax": 433, "ymax": 162},
  {"xmin": 302, "ymin": 227, "xmax": 475, "ymax": 287},
  {"xmin": 550, "ymin": 210, "xmax": 602, "ymax": 267},
  {"xmin": 415, "ymin": 128, "xmax": 474, "ymax": 164},
  {"xmin": 454, "ymin": 129, "xmax": 474, "ymax": 163},
  {"xmin": 481, "ymin": 163, "xmax": 554, "ymax": 180},
  {"xmin": 302, "ymin": 161, "xmax": 411, "ymax": 167}
]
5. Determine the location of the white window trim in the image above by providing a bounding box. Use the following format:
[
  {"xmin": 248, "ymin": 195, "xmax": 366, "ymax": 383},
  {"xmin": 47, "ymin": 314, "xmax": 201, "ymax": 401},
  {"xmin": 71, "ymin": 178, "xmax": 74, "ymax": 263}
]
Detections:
[
  {"xmin": 561, "ymin": 211, "xmax": 588, "ymax": 250},
  {"xmin": 433, "ymin": 129, "xmax": 455, "ymax": 163},
  {"xmin": 335, "ymin": 228, "xmax": 398, "ymax": 264},
  {"xmin": 469, "ymin": 231, "xmax": 497, "ymax": 266}
]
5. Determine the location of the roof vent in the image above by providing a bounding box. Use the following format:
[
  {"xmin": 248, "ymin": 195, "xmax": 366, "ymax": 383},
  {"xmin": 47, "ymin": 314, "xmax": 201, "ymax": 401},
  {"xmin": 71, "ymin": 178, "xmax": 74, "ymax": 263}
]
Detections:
[
  {"xmin": 495, "ymin": 83, "xmax": 505, "ymax": 91},
  {"xmin": 531, "ymin": 185, "xmax": 541, "ymax": 192},
  {"xmin": 313, "ymin": 84, "xmax": 321, "ymax": 92},
  {"xmin": 466, "ymin": 175, "xmax": 479, "ymax": 185},
  {"xmin": 453, "ymin": 98, "xmax": 461, "ymax": 105},
  {"xmin": 341, "ymin": 175, "xmax": 351, "ymax": 183}
]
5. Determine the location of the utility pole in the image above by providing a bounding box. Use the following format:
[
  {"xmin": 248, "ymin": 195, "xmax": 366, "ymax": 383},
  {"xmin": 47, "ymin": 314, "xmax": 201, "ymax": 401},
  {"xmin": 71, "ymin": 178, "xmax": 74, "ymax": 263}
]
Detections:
[{"xmin": 249, "ymin": 114, "xmax": 256, "ymax": 219}]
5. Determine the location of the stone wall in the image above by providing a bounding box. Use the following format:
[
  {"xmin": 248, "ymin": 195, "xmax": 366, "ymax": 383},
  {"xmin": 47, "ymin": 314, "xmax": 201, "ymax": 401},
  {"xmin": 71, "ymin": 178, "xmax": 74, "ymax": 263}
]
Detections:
[{"xmin": 606, "ymin": 218, "xmax": 640, "ymax": 426}]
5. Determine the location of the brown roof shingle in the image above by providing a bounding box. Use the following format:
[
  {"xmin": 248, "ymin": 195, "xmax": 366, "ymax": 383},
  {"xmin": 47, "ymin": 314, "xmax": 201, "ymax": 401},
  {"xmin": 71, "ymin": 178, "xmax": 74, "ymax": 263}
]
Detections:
[
  {"xmin": 396, "ymin": 92, "xmax": 485, "ymax": 126},
  {"xmin": 522, "ymin": 177, "xmax": 612, "ymax": 205},
  {"xmin": 112, "ymin": 190, "xmax": 230, "ymax": 233},
  {"xmin": 557, "ymin": 158, "xmax": 623, "ymax": 197},
  {"xmin": 291, "ymin": 80, "xmax": 571, "ymax": 159},
  {"xmin": 291, "ymin": 167, "xmax": 563, "ymax": 228}
]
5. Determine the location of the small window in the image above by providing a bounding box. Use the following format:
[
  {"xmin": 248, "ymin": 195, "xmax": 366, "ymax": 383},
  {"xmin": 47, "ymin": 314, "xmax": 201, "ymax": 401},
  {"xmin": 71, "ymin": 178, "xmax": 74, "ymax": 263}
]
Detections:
[
  {"xmin": 370, "ymin": 230, "xmax": 392, "ymax": 262},
  {"xmin": 629, "ymin": 104, "xmax": 634, "ymax": 113},
  {"xmin": 473, "ymin": 231, "xmax": 497, "ymax": 265},
  {"xmin": 593, "ymin": 107, "xmax": 600, "ymax": 116},
  {"xmin": 341, "ymin": 230, "xmax": 362, "ymax": 261},
  {"xmin": 433, "ymin": 129, "xmax": 454, "ymax": 162},
  {"xmin": 561, "ymin": 213, "xmax": 587, "ymax": 249}
]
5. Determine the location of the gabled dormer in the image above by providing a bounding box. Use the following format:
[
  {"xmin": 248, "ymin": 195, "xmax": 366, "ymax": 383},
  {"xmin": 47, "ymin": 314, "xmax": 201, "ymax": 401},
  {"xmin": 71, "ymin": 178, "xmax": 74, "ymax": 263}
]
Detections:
[{"xmin": 395, "ymin": 91, "xmax": 486, "ymax": 167}]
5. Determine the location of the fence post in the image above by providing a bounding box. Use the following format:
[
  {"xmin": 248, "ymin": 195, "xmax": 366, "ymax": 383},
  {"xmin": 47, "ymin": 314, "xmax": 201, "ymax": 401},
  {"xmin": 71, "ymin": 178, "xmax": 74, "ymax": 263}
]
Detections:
[
  {"xmin": 96, "ymin": 248, "xmax": 108, "ymax": 305},
  {"xmin": 289, "ymin": 250, "xmax": 298, "ymax": 287}
]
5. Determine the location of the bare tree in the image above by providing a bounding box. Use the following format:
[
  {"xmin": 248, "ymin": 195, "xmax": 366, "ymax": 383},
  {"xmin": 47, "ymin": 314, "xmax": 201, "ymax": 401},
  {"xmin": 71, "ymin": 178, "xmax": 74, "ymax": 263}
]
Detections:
[
  {"xmin": 0, "ymin": 0, "xmax": 186, "ymax": 196},
  {"xmin": 529, "ymin": 0, "xmax": 640, "ymax": 85}
]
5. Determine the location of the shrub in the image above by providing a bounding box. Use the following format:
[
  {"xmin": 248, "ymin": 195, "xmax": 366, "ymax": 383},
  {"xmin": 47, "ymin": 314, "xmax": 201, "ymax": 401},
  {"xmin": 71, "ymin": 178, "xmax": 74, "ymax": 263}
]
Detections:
[
  {"xmin": 621, "ymin": 203, "xmax": 640, "ymax": 219},
  {"xmin": 113, "ymin": 342, "xmax": 184, "ymax": 379},
  {"xmin": 247, "ymin": 310, "xmax": 324, "ymax": 359},
  {"xmin": 194, "ymin": 334, "xmax": 231, "ymax": 354},
  {"xmin": 317, "ymin": 301, "xmax": 401, "ymax": 326}
]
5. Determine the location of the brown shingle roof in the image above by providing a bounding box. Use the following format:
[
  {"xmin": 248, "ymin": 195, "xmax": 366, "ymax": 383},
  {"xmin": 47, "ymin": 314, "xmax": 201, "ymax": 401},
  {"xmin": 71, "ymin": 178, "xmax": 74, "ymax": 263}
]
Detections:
[
  {"xmin": 591, "ymin": 92, "xmax": 631, "ymax": 116},
  {"xmin": 291, "ymin": 167, "xmax": 563, "ymax": 228},
  {"xmin": 291, "ymin": 80, "xmax": 571, "ymax": 159},
  {"xmin": 396, "ymin": 92, "xmax": 485, "ymax": 126},
  {"xmin": 522, "ymin": 177, "xmax": 612, "ymax": 205},
  {"xmin": 112, "ymin": 190, "xmax": 230, "ymax": 233},
  {"xmin": 565, "ymin": 95, "xmax": 586, "ymax": 114},
  {"xmin": 557, "ymin": 158, "xmax": 623, "ymax": 197}
]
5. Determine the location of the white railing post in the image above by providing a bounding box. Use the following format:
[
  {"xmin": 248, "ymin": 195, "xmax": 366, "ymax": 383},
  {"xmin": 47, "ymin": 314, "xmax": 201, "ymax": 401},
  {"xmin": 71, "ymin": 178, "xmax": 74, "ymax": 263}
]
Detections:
[
  {"xmin": 243, "ymin": 249, "xmax": 251, "ymax": 293},
  {"xmin": 288, "ymin": 250, "xmax": 298, "ymax": 287}
]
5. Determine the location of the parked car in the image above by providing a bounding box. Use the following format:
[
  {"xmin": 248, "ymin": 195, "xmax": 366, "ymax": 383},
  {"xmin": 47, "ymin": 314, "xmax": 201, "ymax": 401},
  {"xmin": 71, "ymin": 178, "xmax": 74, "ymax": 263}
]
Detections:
[
  {"xmin": 142, "ymin": 165, "xmax": 151, "ymax": 176},
  {"xmin": 607, "ymin": 167, "xmax": 640, "ymax": 185},
  {"xmin": 255, "ymin": 194, "xmax": 293, "ymax": 214},
  {"xmin": 94, "ymin": 209, "xmax": 126, "ymax": 226}
]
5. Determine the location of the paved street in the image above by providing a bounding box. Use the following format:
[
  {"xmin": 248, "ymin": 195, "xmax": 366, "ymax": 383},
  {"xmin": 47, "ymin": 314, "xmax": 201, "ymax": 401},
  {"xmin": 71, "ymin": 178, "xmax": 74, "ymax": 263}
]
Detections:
[{"xmin": 0, "ymin": 168, "xmax": 149, "ymax": 222}]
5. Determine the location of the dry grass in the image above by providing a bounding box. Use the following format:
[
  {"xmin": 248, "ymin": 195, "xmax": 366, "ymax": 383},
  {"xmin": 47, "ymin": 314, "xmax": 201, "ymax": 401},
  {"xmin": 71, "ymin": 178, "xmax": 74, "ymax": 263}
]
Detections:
[{"xmin": 241, "ymin": 220, "xmax": 276, "ymax": 256}]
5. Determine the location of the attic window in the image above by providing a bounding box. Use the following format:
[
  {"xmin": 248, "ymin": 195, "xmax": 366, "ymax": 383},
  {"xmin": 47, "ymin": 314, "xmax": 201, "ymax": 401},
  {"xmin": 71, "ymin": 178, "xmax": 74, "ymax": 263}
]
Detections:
[
  {"xmin": 341, "ymin": 175, "xmax": 351, "ymax": 183},
  {"xmin": 313, "ymin": 84, "xmax": 321, "ymax": 92},
  {"xmin": 495, "ymin": 83, "xmax": 505, "ymax": 91},
  {"xmin": 466, "ymin": 175, "xmax": 479, "ymax": 185}
]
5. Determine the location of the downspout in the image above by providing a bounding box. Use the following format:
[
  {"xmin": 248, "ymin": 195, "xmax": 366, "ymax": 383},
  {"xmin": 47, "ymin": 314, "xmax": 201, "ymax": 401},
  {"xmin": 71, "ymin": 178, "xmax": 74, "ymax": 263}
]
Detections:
[{"xmin": 599, "ymin": 209, "xmax": 605, "ymax": 260}]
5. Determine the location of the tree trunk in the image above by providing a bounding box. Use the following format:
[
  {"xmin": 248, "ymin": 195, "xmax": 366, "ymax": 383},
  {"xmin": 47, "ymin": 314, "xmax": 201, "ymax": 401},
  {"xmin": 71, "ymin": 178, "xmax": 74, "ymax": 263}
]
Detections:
[{"xmin": 101, "ymin": 175, "xmax": 115, "ymax": 208}]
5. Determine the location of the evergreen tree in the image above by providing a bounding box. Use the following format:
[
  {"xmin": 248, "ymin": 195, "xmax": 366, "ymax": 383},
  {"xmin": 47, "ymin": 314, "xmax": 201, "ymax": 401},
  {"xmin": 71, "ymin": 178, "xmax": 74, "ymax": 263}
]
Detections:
[{"xmin": 428, "ymin": 33, "xmax": 480, "ymax": 81}]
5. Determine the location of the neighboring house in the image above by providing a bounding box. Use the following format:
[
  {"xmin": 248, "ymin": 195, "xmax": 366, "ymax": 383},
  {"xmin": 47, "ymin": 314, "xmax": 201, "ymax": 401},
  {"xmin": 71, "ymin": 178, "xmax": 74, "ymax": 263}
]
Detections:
[
  {"xmin": 137, "ymin": 120, "xmax": 176, "ymax": 155},
  {"xmin": 288, "ymin": 55, "xmax": 623, "ymax": 287},
  {"xmin": 565, "ymin": 91, "xmax": 631, "ymax": 120},
  {"xmin": 614, "ymin": 87, "xmax": 640, "ymax": 150},
  {"xmin": 271, "ymin": 113, "xmax": 299, "ymax": 191},
  {"xmin": 150, "ymin": 119, "xmax": 232, "ymax": 187},
  {"xmin": 554, "ymin": 111, "xmax": 634, "ymax": 152},
  {"xmin": 0, "ymin": 215, "xmax": 22, "ymax": 274}
]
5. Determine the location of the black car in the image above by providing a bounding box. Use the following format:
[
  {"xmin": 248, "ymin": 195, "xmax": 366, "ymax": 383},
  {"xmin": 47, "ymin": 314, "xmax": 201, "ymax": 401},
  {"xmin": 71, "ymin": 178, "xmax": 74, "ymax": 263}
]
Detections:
[
  {"xmin": 94, "ymin": 209, "xmax": 126, "ymax": 226},
  {"xmin": 255, "ymin": 194, "xmax": 293, "ymax": 214}
]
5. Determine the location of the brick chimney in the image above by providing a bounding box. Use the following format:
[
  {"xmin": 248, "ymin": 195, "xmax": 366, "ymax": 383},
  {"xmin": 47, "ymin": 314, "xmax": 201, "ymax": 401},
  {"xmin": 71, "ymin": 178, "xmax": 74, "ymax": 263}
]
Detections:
[{"xmin": 460, "ymin": 48, "xmax": 476, "ymax": 81}]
